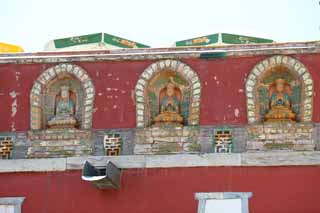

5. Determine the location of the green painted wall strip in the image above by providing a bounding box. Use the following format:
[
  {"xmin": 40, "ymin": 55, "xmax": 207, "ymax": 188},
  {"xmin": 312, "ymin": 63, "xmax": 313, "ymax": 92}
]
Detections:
[{"xmin": 200, "ymin": 52, "xmax": 227, "ymax": 59}]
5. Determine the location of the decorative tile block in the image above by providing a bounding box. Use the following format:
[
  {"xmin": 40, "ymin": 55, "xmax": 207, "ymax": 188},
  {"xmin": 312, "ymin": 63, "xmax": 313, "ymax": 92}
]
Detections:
[
  {"xmin": 104, "ymin": 133, "xmax": 122, "ymax": 156},
  {"xmin": 0, "ymin": 136, "xmax": 13, "ymax": 159},
  {"xmin": 213, "ymin": 129, "xmax": 233, "ymax": 153}
]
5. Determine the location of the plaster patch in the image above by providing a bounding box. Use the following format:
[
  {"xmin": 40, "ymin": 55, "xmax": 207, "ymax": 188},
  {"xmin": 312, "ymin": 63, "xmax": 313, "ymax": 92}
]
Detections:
[
  {"xmin": 9, "ymin": 91, "xmax": 17, "ymax": 98},
  {"xmin": 11, "ymin": 122, "xmax": 16, "ymax": 132},
  {"xmin": 9, "ymin": 91, "xmax": 18, "ymax": 117},
  {"xmin": 11, "ymin": 99, "xmax": 17, "ymax": 117},
  {"xmin": 234, "ymin": 108, "xmax": 240, "ymax": 117},
  {"xmin": 15, "ymin": 72, "xmax": 21, "ymax": 81}
]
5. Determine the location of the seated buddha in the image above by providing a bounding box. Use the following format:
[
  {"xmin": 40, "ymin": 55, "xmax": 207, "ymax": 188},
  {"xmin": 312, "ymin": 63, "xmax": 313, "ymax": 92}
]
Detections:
[
  {"xmin": 47, "ymin": 85, "xmax": 77, "ymax": 128},
  {"xmin": 154, "ymin": 82, "xmax": 183, "ymax": 126},
  {"xmin": 265, "ymin": 78, "xmax": 295, "ymax": 122}
]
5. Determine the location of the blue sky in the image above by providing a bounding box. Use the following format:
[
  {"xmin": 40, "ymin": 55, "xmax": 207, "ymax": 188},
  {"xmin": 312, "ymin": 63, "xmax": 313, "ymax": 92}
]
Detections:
[{"xmin": 2, "ymin": 0, "xmax": 320, "ymax": 52}]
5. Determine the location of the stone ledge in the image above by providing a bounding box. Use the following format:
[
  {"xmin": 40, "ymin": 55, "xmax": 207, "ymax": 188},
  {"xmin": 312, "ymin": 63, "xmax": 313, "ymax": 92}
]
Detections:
[
  {"xmin": 0, "ymin": 158, "xmax": 66, "ymax": 172},
  {"xmin": 145, "ymin": 154, "xmax": 241, "ymax": 168},
  {"xmin": 1, "ymin": 151, "xmax": 320, "ymax": 173},
  {"xmin": 242, "ymin": 151, "xmax": 320, "ymax": 166},
  {"xmin": 0, "ymin": 41, "xmax": 319, "ymax": 64}
]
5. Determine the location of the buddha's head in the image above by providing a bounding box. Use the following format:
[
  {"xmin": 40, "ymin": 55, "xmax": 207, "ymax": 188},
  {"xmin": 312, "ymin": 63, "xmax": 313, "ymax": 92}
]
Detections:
[
  {"xmin": 60, "ymin": 85, "xmax": 70, "ymax": 99},
  {"xmin": 275, "ymin": 78, "xmax": 286, "ymax": 93},
  {"xmin": 166, "ymin": 82, "xmax": 175, "ymax": 97}
]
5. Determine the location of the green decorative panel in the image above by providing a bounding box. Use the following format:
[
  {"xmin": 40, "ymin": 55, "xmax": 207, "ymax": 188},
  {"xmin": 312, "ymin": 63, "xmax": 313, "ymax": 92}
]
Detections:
[
  {"xmin": 221, "ymin": 33, "xmax": 273, "ymax": 44},
  {"xmin": 53, "ymin": 33, "xmax": 149, "ymax": 49},
  {"xmin": 175, "ymin": 34, "xmax": 219, "ymax": 46},
  {"xmin": 258, "ymin": 87, "xmax": 269, "ymax": 117},
  {"xmin": 181, "ymin": 90, "xmax": 190, "ymax": 123},
  {"xmin": 291, "ymin": 85, "xmax": 301, "ymax": 116},
  {"xmin": 148, "ymin": 91, "xmax": 158, "ymax": 122},
  {"xmin": 54, "ymin": 33, "xmax": 102, "ymax": 48},
  {"xmin": 103, "ymin": 33, "xmax": 149, "ymax": 48}
]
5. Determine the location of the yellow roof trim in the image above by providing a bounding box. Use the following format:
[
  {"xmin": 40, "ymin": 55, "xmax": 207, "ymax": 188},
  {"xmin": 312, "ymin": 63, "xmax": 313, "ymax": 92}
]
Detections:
[{"xmin": 0, "ymin": 42, "xmax": 24, "ymax": 53}]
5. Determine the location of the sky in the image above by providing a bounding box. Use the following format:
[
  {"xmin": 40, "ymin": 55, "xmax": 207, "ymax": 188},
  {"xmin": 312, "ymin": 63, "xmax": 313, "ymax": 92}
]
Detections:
[{"xmin": 1, "ymin": 0, "xmax": 320, "ymax": 52}]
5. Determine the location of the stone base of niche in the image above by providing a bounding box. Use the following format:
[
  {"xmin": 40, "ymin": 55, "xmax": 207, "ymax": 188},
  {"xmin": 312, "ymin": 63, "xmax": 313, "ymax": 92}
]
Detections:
[
  {"xmin": 246, "ymin": 122, "xmax": 314, "ymax": 151},
  {"xmin": 134, "ymin": 126, "xmax": 200, "ymax": 155},
  {"xmin": 27, "ymin": 129, "xmax": 92, "ymax": 158}
]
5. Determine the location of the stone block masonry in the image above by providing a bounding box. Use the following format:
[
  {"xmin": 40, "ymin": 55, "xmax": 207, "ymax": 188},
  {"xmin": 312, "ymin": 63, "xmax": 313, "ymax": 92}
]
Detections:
[
  {"xmin": 134, "ymin": 126, "xmax": 200, "ymax": 154},
  {"xmin": 247, "ymin": 122, "xmax": 314, "ymax": 151},
  {"xmin": 27, "ymin": 129, "xmax": 92, "ymax": 158},
  {"xmin": 1, "ymin": 124, "xmax": 319, "ymax": 159}
]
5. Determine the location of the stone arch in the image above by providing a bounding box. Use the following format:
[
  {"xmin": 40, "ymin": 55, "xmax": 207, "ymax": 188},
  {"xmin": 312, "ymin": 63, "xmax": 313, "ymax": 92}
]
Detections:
[
  {"xmin": 246, "ymin": 55, "xmax": 313, "ymax": 124},
  {"xmin": 135, "ymin": 59, "xmax": 201, "ymax": 127},
  {"xmin": 30, "ymin": 63, "xmax": 95, "ymax": 130}
]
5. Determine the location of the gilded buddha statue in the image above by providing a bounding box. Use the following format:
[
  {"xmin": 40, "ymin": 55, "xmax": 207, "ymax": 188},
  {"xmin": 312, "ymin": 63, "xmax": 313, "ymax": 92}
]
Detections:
[
  {"xmin": 154, "ymin": 82, "xmax": 183, "ymax": 125},
  {"xmin": 265, "ymin": 78, "xmax": 295, "ymax": 122},
  {"xmin": 47, "ymin": 85, "xmax": 77, "ymax": 128}
]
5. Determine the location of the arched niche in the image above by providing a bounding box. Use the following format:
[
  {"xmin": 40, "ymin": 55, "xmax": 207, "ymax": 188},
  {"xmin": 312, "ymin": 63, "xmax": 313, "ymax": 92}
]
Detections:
[
  {"xmin": 246, "ymin": 55, "xmax": 313, "ymax": 124},
  {"xmin": 135, "ymin": 60, "xmax": 201, "ymax": 127},
  {"xmin": 30, "ymin": 63, "xmax": 95, "ymax": 130}
]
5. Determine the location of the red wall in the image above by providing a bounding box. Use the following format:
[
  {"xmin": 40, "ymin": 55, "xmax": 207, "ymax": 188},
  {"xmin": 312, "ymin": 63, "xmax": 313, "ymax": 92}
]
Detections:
[
  {"xmin": 0, "ymin": 166, "xmax": 319, "ymax": 213},
  {"xmin": 0, "ymin": 54, "xmax": 320, "ymax": 131}
]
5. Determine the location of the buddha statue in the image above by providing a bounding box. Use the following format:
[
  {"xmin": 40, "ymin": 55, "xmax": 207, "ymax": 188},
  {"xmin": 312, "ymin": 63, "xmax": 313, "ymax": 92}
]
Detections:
[
  {"xmin": 47, "ymin": 85, "xmax": 77, "ymax": 128},
  {"xmin": 154, "ymin": 82, "xmax": 183, "ymax": 125},
  {"xmin": 265, "ymin": 78, "xmax": 295, "ymax": 122}
]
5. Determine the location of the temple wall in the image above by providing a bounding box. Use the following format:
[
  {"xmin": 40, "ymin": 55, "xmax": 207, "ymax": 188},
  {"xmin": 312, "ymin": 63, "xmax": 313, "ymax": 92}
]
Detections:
[
  {"xmin": 0, "ymin": 54, "xmax": 319, "ymax": 132},
  {"xmin": 0, "ymin": 53, "xmax": 320, "ymax": 158}
]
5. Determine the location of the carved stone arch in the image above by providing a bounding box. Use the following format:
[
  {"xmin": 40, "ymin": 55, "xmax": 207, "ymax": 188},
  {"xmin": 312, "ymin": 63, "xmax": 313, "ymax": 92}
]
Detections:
[
  {"xmin": 246, "ymin": 55, "xmax": 313, "ymax": 124},
  {"xmin": 30, "ymin": 63, "xmax": 95, "ymax": 130},
  {"xmin": 135, "ymin": 59, "xmax": 201, "ymax": 127}
]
